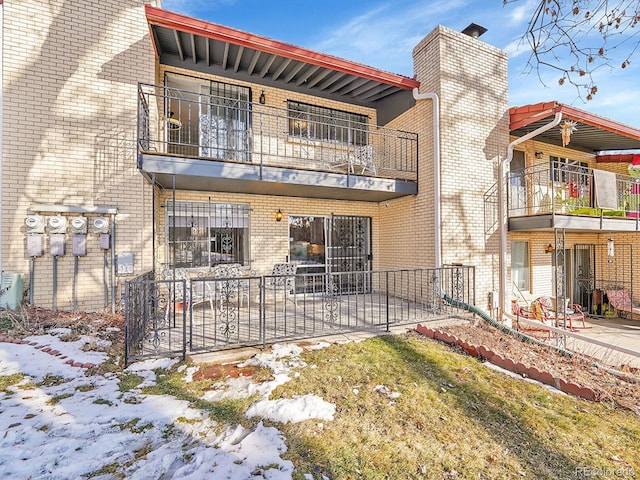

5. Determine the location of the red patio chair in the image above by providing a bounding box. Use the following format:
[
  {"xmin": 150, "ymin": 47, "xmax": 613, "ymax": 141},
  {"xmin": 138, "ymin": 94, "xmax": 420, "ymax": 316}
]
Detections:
[
  {"xmin": 511, "ymin": 300, "xmax": 554, "ymax": 340},
  {"xmin": 535, "ymin": 296, "xmax": 587, "ymax": 330}
]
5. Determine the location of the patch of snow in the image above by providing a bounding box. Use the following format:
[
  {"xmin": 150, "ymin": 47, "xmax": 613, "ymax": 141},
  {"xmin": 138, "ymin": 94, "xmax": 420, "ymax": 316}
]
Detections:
[
  {"xmin": 0, "ymin": 337, "xmax": 334, "ymax": 479},
  {"xmin": 246, "ymin": 394, "xmax": 336, "ymax": 423}
]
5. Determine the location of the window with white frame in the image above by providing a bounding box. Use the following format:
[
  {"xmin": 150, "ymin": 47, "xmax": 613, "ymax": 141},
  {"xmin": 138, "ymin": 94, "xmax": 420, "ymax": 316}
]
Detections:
[
  {"xmin": 549, "ymin": 156, "xmax": 589, "ymax": 184},
  {"xmin": 287, "ymin": 101, "xmax": 368, "ymax": 145},
  {"xmin": 511, "ymin": 241, "xmax": 530, "ymax": 292},
  {"xmin": 165, "ymin": 200, "xmax": 250, "ymax": 268}
]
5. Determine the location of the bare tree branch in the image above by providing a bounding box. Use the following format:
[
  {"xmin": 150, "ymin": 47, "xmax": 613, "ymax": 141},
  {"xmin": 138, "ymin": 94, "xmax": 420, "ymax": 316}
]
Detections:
[{"xmin": 504, "ymin": 0, "xmax": 640, "ymax": 99}]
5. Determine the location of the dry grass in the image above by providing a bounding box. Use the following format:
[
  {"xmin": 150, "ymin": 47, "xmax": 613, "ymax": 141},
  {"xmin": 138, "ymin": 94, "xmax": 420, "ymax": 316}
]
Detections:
[
  {"xmin": 3, "ymin": 308, "xmax": 638, "ymax": 478},
  {"xmin": 273, "ymin": 334, "xmax": 639, "ymax": 480}
]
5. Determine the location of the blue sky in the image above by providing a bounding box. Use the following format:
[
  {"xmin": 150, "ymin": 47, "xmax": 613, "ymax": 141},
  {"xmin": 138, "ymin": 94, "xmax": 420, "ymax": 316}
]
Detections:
[{"xmin": 161, "ymin": 0, "xmax": 640, "ymax": 129}]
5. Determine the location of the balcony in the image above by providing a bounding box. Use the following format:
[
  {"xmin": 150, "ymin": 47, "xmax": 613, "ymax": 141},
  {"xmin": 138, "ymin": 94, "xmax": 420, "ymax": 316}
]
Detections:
[
  {"xmin": 136, "ymin": 84, "xmax": 418, "ymax": 201},
  {"xmin": 508, "ymin": 163, "xmax": 640, "ymax": 232}
]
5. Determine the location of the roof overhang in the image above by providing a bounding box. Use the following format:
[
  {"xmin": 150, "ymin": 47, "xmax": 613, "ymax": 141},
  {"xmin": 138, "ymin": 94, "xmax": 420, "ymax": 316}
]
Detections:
[
  {"xmin": 144, "ymin": 5, "xmax": 420, "ymax": 124},
  {"xmin": 510, "ymin": 101, "xmax": 640, "ymax": 154}
]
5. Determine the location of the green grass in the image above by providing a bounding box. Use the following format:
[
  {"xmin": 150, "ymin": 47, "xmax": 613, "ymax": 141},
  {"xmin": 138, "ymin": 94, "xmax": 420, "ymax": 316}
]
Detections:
[
  {"xmin": 142, "ymin": 364, "xmax": 260, "ymax": 428},
  {"xmin": 0, "ymin": 373, "xmax": 23, "ymax": 393},
  {"xmin": 271, "ymin": 334, "xmax": 639, "ymax": 480},
  {"xmin": 48, "ymin": 393, "xmax": 73, "ymax": 405},
  {"xmin": 118, "ymin": 373, "xmax": 143, "ymax": 392},
  {"xmin": 37, "ymin": 374, "xmax": 66, "ymax": 388}
]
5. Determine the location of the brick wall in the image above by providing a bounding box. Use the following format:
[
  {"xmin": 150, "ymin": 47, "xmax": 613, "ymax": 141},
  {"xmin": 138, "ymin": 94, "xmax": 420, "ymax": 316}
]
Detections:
[
  {"xmin": 2, "ymin": 0, "xmax": 157, "ymax": 310},
  {"xmin": 411, "ymin": 26, "xmax": 509, "ymax": 310},
  {"xmin": 154, "ymin": 190, "xmax": 380, "ymax": 276}
]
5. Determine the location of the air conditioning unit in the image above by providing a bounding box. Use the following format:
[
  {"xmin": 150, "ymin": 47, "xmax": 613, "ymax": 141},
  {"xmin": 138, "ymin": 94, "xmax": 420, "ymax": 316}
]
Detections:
[
  {"xmin": 70, "ymin": 216, "xmax": 88, "ymax": 234},
  {"xmin": 0, "ymin": 273, "xmax": 24, "ymax": 310},
  {"xmin": 25, "ymin": 214, "xmax": 45, "ymax": 234},
  {"xmin": 48, "ymin": 215, "xmax": 68, "ymax": 234},
  {"xmin": 93, "ymin": 216, "xmax": 110, "ymax": 234}
]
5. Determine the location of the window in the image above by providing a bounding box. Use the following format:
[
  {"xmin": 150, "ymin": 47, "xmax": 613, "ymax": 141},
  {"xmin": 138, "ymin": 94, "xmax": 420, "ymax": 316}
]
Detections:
[
  {"xmin": 550, "ymin": 157, "xmax": 589, "ymax": 184},
  {"xmin": 509, "ymin": 150, "xmax": 526, "ymax": 211},
  {"xmin": 511, "ymin": 241, "xmax": 530, "ymax": 291},
  {"xmin": 199, "ymin": 81, "xmax": 251, "ymax": 161},
  {"xmin": 164, "ymin": 73, "xmax": 251, "ymax": 161},
  {"xmin": 166, "ymin": 200, "xmax": 250, "ymax": 268},
  {"xmin": 287, "ymin": 101, "xmax": 368, "ymax": 145},
  {"xmin": 289, "ymin": 216, "xmax": 326, "ymax": 265}
]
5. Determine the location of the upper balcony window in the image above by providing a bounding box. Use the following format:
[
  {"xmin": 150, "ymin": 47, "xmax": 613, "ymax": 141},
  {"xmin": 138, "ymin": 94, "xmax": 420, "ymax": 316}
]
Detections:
[
  {"xmin": 164, "ymin": 73, "xmax": 252, "ymax": 161},
  {"xmin": 200, "ymin": 82, "xmax": 251, "ymax": 162},
  {"xmin": 287, "ymin": 101, "xmax": 368, "ymax": 146},
  {"xmin": 549, "ymin": 156, "xmax": 589, "ymax": 184}
]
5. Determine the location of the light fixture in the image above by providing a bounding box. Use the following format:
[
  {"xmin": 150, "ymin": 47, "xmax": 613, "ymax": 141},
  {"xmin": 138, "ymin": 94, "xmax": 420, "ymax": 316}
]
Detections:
[
  {"xmin": 275, "ymin": 209, "xmax": 283, "ymax": 222},
  {"xmin": 607, "ymin": 238, "xmax": 615, "ymax": 258},
  {"xmin": 534, "ymin": 151, "xmax": 544, "ymax": 159},
  {"xmin": 167, "ymin": 111, "xmax": 182, "ymax": 130},
  {"xmin": 259, "ymin": 90, "xmax": 266, "ymax": 104},
  {"xmin": 545, "ymin": 244, "xmax": 554, "ymax": 254}
]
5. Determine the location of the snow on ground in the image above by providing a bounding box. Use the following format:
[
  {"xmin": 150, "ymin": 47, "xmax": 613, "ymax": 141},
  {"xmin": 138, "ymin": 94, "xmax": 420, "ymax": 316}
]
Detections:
[{"xmin": 0, "ymin": 334, "xmax": 334, "ymax": 479}]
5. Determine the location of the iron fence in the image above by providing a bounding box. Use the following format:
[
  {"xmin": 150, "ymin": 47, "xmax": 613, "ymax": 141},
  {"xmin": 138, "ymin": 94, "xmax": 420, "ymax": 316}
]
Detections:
[{"xmin": 124, "ymin": 266, "xmax": 475, "ymax": 364}]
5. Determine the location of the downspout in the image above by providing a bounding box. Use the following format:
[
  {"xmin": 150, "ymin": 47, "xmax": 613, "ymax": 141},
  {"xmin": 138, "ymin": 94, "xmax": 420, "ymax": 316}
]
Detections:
[
  {"xmin": 498, "ymin": 112, "xmax": 563, "ymax": 320},
  {"xmin": 0, "ymin": 1, "xmax": 4, "ymax": 275},
  {"xmin": 412, "ymin": 88, "xmax": 441, "ymax": 269}
]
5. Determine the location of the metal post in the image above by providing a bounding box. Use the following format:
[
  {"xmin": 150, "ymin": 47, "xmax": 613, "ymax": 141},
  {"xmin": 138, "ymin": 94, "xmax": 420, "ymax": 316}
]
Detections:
[
  {"xmin": 152, "ymin": 173, "xmax": 156, "ymax": 276},
  {"xmin": 29, "ymin": 257, "xmax": 35, "ymax": 304},
  {"xmin": 385, "ymin": 271, "xmax": 390, "ymax": 332},
  {"xmin": 260, "ymin": 279, "xmax": 266, "ymax": 349},
  {"xmin": 110, "ymin": 213, "xmax": 116, "ymax": 313},
  {"xmin": 103, "ymin": 250, "xmax": 108, "ymax": 308},
  {"xmin": 554, "ymin": 228, "xmax": 567, "ymax": 349},
  {"xmin": 124, "ymin": 279, "xmax": 129, "ymax": 368},
  {"xmin": 73, "ymin": 255, "xmax": 78, "ymax": 313},
  {"xmin": 52, "ymin": 256, "xmax": 58, "ymax": 312}
]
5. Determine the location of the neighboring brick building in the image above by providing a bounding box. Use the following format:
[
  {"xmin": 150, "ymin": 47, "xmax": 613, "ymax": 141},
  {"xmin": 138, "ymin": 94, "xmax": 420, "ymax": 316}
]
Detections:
[{"xmin": 1, "ymin": 2, "xmax": 638, "ymax": 323}]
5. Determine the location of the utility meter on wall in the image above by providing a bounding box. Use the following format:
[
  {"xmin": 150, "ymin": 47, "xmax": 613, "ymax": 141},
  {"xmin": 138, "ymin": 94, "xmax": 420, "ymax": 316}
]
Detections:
[
  {"xmin": 50, "ymin": 234, "xmax": 65, "ymax": 256},
  {"xmin": 25, "ymin": 214, "xmax": 45, "ymax": 234},
  {"xmin": 71, "ymin": 216, "xmax": 88, "ymax": 234},
  {"xmin": 26, "ymin": 234, "xmax": 44, "ymax": 257},
  {"xmin": 48, "ymin": 215, "xmax": 68, "ymax": 234},
  {"xmin": 93, "ymin": 217, "xmax": 110, "ymax": 234}
]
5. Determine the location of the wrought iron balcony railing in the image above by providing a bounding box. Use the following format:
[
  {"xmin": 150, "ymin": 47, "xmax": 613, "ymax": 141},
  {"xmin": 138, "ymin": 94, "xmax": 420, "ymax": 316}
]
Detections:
[
  {"xmin": 137, "ymin": 83, "xmax": 418, "ymax": 181},
  {"xmin": 508, "ymin": 162, "xmax": 640, "ymax": 219}
]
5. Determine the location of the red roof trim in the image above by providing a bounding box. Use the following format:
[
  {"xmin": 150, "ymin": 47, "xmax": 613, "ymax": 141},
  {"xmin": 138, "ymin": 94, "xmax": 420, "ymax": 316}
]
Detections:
[
  {"xmin": 145, "ymin": 5, "xmax": 420, "ymax": 91},
  {"xmin": 510, "ymin": 101, "xmax": 640, "ymax": 140},
  {"xmin": 596, "ymin": 153, "xmax": 640, "ymax": 163}
]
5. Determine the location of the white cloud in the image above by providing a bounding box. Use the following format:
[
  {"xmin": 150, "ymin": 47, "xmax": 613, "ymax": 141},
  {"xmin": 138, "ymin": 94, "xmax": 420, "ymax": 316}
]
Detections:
[
  {"xmin": 310, "ymin": 0, "xmax": 469, "ymax": 75},
  {"xmin": 503, "ymin": 0, "xmax": 539, "ymax": 24},
  {"xmin": 504, "ymin": 37, "xmax": 530, "ymax": 59}
]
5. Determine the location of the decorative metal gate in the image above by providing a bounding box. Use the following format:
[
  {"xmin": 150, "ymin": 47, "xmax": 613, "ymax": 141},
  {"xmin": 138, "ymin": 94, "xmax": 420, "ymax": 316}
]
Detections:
[
  {"xmin": 574, "ymin": 242, "xmax": 634, "ymax": 317},
  {"xmin": 328, "ymin": 215, "xmax": 372, "ymax": 293},
  {"xmin": 574, "ymin": 244, "xmax": 595, "ymax": 312}
]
